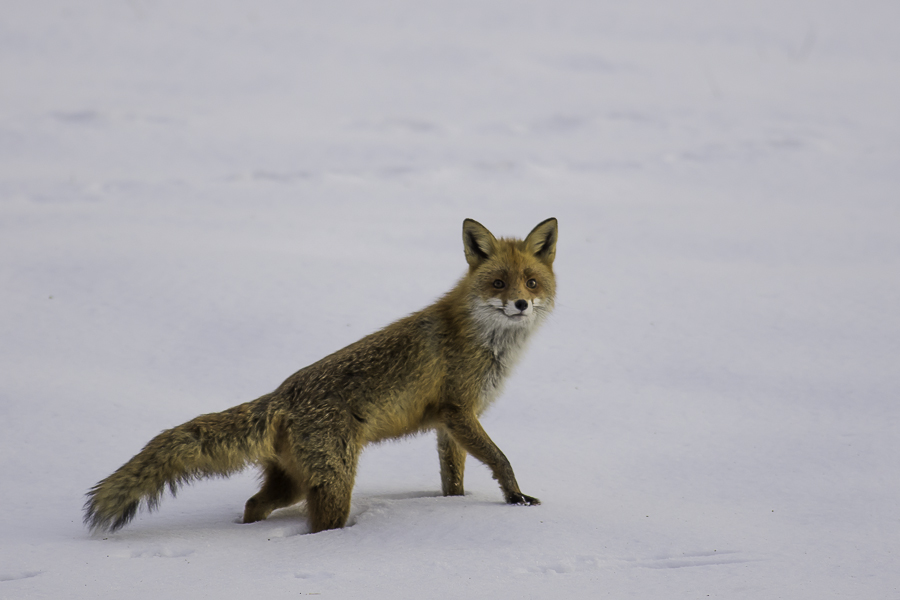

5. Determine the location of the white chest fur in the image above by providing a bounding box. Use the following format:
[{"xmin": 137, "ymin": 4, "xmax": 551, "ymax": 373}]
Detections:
[{"xmin": 476, "ymin": 317, "xmax": 539, "ymax": 412}]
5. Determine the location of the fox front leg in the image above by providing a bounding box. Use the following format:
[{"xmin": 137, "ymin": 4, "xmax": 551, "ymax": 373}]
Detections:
[
  {"xmin": 437, "ymin": 428, "xmax": 466, "ymax": 496},
  {"xmin": 440, "ymin": 408, "xmax": 540, "ymax": 506}
]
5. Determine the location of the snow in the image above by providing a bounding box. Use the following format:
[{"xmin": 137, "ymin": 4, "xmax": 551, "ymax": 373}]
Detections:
[{"xmin": 2, "ymin": 1, "xmax": 899, "ymax": 597}]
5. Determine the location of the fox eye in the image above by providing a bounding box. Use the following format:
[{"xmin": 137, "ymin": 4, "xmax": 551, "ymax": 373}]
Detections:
[
  {"xmin": 493, "ymin": 279, "xmax": 505, "ymax": 289},
  {"xmin": 526, "ymin": 278, "xmax": 538, "ymax": 289}
]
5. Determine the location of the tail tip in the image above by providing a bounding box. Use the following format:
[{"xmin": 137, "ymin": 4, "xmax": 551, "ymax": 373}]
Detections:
[{"xmin": 83, "ymin": 496, "xmax": 139, "ymax": 534}]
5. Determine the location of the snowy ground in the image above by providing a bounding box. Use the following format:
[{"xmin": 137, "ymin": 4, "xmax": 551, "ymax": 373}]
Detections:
[{"xmin": 2, "ymin": 1, "xmax": 899, "ymax": 598}]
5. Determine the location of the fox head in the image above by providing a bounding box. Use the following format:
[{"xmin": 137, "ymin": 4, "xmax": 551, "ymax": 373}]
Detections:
[{"xmin": 462, "ymin": 218, "xmax": 557, "ymax": 333}]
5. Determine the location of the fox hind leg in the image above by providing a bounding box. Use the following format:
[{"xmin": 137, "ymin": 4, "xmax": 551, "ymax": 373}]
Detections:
[
  {"xmin": 306, "ymin": 478, "xmax": 354, "ymax": 533},
  {"xmin": 304, "ymin": 444, "xmax": 359, "ymax": 533},
  {"xmin": 260, "ymin": 410, "xmax": 360, "ymax": 533},
  {"xmin": 243, "ymin": 462, "xmax": 304, "ymax": 523}
]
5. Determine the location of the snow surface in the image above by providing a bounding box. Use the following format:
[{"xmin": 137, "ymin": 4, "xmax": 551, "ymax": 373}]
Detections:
[{"xmin": 2, "ymin": 1, "xmax": 899, "ymax": 598}]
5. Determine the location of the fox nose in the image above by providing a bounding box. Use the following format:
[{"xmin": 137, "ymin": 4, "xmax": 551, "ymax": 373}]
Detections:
[{"xmin": 514, "ymin": 299, "xmax": 529, "ymax": 312}]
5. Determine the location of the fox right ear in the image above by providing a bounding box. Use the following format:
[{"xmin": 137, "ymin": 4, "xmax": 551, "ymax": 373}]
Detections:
[
  {"xmin": 524, "ymin": 217, "xmax": 558, "ymax": 266},
  {"xmin": 462, "ymin": 219, "xmax": 497, "ymax": 267}
]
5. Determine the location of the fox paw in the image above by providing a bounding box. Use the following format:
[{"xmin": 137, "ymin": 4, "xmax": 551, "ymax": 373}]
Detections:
[{"xmin": 506, "ymin": 492, "xmax": 541, "ymax": 506}]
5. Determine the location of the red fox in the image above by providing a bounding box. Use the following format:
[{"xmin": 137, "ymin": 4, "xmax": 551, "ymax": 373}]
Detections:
[{"xmin": 84, "ymin": 218, "xmax": 558, "ymax": 533}]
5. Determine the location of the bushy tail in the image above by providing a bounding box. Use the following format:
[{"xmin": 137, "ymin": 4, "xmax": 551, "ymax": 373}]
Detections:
[{"xmin": 84, "ymin": 398, "xmax": 272, "ymax": 532}]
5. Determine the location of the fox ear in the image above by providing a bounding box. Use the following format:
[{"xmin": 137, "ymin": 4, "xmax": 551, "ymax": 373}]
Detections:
[
  {"xmin": 462, "ymin": 218, "xmax": 497, "ymax": 267},
  {"xmin": 525, "ymin": 218, "xmax": 558, "ymax": 265}
]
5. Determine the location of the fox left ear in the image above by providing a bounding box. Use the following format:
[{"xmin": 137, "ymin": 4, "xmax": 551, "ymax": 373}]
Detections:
[
  {"xmin": 462, "ymin": 219, "xmax": 498, "ymax": 268},
  {"xmin": 524, "ymin": 218, "xmax": 558, "ymax": 265}
]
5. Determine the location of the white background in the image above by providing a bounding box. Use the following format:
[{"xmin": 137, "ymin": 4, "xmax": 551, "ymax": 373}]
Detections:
[{"xmin": 1, "ymin": 1, "xmax": 898, "ymax": 598}]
